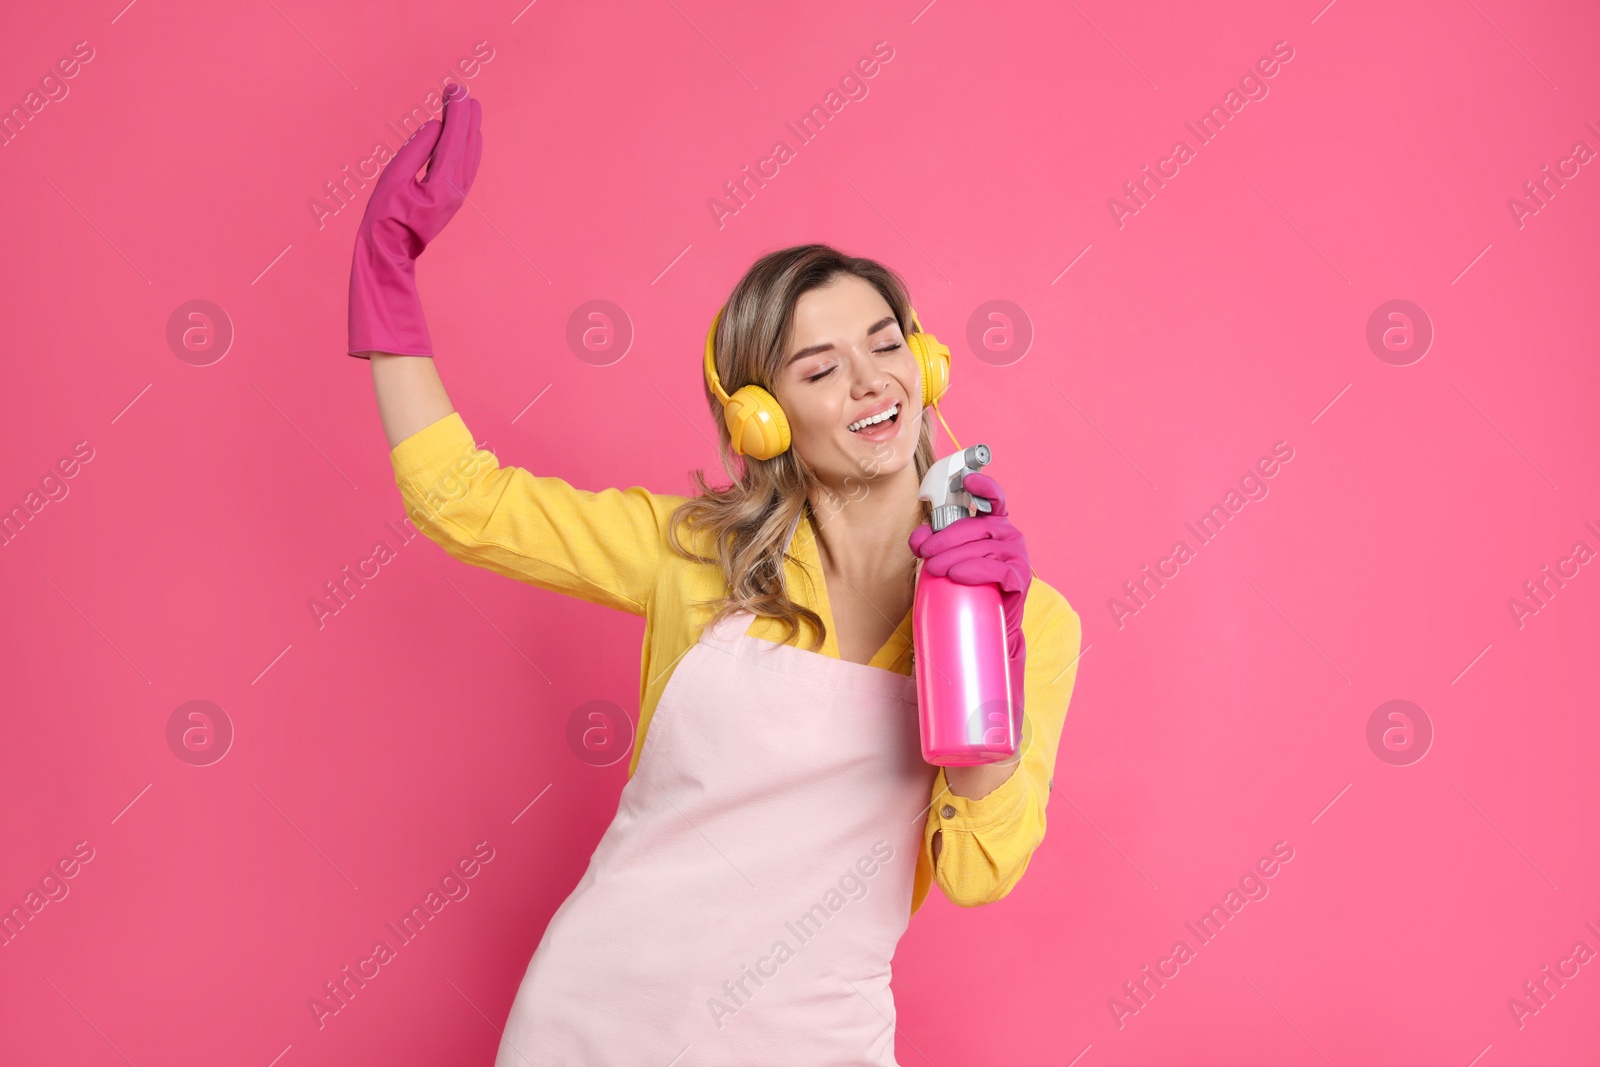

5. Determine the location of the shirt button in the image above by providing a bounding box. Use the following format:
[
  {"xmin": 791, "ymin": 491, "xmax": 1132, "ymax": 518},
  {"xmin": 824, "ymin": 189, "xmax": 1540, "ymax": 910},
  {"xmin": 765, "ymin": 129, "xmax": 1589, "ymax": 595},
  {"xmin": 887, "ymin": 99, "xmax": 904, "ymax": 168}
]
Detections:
[{"xmin": 940, "ymin": 805, "xmax": 957, "ymax": 819}]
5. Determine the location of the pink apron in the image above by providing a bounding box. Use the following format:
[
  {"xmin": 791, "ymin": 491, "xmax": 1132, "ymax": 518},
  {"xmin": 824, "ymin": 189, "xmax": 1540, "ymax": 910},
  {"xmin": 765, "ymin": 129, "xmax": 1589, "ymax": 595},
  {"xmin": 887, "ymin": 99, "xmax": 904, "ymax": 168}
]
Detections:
[{"xmin": 494, "ymin": 608, "xmax": 938, "ymax": 1066}]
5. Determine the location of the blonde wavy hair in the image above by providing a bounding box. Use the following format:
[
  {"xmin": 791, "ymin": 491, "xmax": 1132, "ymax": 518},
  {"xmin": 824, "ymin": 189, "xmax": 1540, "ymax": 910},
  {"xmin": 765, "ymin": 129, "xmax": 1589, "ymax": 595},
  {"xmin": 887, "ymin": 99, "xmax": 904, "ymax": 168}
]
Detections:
[{"xmin": 667, "ymin": 244, "xmax": 938, "ymax": 652}]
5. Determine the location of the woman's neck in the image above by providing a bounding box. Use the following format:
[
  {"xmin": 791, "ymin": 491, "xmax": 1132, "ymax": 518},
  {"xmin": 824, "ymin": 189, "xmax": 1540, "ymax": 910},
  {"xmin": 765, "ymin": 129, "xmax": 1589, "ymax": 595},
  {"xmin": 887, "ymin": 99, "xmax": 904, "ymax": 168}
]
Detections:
[{"xmin": 805, "ymin": 464, "xmax": 925, "ymax": 585}]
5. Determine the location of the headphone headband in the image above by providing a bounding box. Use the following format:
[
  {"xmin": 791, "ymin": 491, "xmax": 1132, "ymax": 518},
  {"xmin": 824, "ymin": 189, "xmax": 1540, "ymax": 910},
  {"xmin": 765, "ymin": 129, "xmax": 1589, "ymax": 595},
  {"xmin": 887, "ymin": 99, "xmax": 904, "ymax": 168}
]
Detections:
[{"xmin": 703, "ymin": 305, "xmax": 731, "ymax": 405}]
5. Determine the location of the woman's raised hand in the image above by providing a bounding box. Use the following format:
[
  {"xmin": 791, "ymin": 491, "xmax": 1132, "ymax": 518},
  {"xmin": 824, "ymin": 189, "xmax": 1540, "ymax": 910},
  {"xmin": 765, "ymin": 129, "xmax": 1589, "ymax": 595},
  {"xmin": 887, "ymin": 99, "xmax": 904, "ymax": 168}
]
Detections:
[{"xmin": 347, "ymin": 82, "xmax": 484, "ymax": 359}]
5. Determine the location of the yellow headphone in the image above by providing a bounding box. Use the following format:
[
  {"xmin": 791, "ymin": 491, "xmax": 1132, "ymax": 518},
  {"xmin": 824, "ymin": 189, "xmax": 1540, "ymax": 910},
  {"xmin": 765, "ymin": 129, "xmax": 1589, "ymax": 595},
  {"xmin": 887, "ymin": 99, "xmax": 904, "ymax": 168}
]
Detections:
[{"xmin": 703, "ymin": 303, "xmax": 956, "ymax": 460}]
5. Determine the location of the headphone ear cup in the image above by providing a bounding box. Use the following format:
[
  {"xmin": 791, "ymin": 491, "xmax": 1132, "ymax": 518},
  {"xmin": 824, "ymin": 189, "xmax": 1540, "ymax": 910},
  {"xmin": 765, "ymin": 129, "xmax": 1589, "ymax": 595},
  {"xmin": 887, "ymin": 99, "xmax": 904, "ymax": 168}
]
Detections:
[
  {"xmin": 908, "ymin": 332, "xmax": 951, "ymax": 409},
  {"xmin": 724, "ymin": 385, "xmax": 791, "ymax": 460}
]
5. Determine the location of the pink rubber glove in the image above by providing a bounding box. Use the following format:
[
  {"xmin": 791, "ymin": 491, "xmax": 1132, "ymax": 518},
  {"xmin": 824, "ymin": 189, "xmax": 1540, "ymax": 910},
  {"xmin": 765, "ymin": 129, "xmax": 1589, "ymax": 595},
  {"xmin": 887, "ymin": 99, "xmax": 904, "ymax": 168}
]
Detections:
[
  {"xmin": 347, "ymin": 82, "xmax": 483, "ymax": 358},
  {"xmin": 908, "ymin": 471, "xmax": 1033, "ymax": 735}
]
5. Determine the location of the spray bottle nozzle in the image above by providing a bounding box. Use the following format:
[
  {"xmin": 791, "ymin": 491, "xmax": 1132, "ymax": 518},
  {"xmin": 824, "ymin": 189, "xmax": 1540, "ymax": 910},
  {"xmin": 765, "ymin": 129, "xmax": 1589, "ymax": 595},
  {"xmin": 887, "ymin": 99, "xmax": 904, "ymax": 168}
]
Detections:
[{"xmin": 919, "ymin": 443, "xmax": 994, "ymax": 532}]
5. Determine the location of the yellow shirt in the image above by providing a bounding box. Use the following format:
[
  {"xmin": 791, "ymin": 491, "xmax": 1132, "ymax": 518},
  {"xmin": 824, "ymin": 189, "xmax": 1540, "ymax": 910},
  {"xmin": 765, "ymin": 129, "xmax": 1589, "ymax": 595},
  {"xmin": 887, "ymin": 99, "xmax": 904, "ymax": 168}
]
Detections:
[{"xmin": 391, "ymin": 412, "xmax": 1083, "ymax": 915}]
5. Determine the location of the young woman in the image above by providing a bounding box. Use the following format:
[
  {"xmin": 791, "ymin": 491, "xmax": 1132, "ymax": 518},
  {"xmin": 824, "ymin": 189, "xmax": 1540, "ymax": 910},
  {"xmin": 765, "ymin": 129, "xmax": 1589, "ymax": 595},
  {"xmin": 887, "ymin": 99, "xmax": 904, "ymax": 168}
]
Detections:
[{"xmin": 348, "ymin": 85, "xmax": 1083, "ymax": 1066}]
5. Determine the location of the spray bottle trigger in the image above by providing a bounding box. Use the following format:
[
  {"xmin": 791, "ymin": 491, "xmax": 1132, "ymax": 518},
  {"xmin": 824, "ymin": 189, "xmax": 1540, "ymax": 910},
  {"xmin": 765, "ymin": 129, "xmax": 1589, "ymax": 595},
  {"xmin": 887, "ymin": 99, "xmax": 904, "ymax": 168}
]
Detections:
[{"xmin": 971, "ymin": 495, "xmax": 993, "ymax": 515}]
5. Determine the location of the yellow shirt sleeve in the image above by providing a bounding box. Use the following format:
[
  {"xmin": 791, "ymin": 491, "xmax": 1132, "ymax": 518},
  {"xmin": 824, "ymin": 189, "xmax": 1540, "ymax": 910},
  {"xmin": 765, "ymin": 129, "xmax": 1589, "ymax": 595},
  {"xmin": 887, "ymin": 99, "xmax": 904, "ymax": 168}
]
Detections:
[
  {"xmin": 920, "ymin": 584, "xmax": 1083, "ymax": 907},
  {"xmin": 390, "ymin": 411, "xmax": 678, "ymax": 615}
]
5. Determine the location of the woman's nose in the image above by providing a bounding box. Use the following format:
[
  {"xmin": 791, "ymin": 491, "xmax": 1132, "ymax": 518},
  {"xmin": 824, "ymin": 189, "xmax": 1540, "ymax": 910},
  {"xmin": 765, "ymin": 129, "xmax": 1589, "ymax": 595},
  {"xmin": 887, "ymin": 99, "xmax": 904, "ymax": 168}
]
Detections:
[{"xmin": 846, "ymin": 349, "xmax": 888, "ymax": 393}]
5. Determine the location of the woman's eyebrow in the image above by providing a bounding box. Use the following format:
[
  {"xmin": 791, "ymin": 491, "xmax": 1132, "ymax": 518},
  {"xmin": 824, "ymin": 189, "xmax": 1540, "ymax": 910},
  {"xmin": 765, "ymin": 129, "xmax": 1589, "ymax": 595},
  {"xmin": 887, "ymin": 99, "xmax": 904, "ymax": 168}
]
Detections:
[{"xmin": 786, "ymin": 315, "xmax": 899, "ymax": 365}]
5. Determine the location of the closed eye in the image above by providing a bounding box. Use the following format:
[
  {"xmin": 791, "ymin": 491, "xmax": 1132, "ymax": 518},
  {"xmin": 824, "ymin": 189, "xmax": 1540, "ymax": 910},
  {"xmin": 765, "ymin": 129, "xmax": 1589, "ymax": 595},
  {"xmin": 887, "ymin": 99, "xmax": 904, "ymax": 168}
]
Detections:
[{"xmin": 803, "ymin": 343, "xmax": 902, "ymax": 384}]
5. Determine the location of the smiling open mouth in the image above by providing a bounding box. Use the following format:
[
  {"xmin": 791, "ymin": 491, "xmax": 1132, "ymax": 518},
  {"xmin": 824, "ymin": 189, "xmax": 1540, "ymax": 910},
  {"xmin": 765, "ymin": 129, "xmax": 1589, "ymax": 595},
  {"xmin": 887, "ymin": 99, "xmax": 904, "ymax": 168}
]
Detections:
[{"xmin": 848, "ymin": 403, "xmax": 900, "ymax": 433}]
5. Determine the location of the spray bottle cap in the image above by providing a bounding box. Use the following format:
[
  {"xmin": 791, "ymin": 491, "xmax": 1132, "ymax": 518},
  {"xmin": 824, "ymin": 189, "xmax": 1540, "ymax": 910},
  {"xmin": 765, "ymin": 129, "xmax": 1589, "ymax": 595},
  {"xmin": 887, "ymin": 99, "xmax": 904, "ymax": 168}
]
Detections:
[{"xmin": 918, "ymin": 444, "xmax": 993, "ymax": 532}]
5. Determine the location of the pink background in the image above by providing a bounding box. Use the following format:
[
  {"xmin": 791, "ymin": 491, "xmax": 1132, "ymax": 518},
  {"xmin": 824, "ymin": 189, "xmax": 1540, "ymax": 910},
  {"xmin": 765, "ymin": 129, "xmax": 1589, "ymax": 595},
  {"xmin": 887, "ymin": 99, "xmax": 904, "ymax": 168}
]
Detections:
[{"xmin": 2, "ymin": 0, "xmax": 1598, "ymax": 1063}]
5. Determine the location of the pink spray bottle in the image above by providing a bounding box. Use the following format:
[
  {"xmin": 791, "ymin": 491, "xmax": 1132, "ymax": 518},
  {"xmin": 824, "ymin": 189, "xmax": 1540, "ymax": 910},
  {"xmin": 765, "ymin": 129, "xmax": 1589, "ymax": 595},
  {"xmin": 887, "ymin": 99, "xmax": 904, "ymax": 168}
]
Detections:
[{"xmin": 912, "ymin": 444, "xmax": 1017, "ymax": 766}]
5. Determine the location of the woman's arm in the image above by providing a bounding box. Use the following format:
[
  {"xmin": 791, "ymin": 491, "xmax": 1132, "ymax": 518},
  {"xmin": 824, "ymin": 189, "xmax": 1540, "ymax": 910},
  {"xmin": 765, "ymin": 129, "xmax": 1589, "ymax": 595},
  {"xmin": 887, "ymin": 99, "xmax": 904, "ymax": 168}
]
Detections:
[
  {"xmin": 389, "ymin": 411, "xmax": 676, "ymax": 616},
  {"xmin": 921, "ymin": 586, "xmax": 1082, "ymax": 907},
  {"xmin": 349, "ymin": 87, "xmax": 671, "ymax": 615},
  {"xmin": 930, "ymin": 749, "xmax": 1025, "ymax": 866},
  {"xmin": 945, "ymin": 743, "xmax": 1024, "ymax": 806},
  {"xmin": 371, "ymin": 353, "xmax": 454, "ymax": 449},
  {"xmin": 930, "ymin": 743, "xmax": 1024, "ymax": 865}
]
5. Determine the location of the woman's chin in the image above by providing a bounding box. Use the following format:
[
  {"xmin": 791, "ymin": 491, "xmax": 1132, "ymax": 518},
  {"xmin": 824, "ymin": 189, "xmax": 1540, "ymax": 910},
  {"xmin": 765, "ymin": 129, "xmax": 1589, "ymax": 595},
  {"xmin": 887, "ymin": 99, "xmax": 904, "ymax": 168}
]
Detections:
[{"xmin": 833, "ymin": 435, "xmax": 916, "ymax": 477}]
